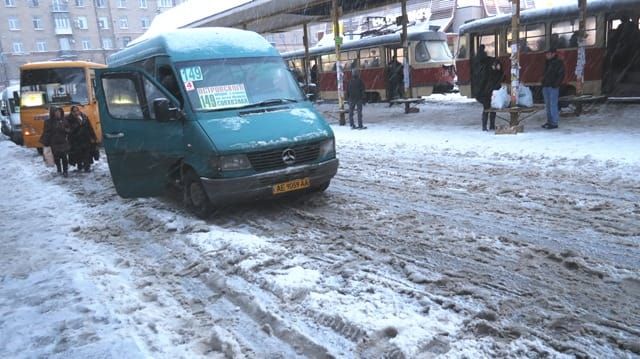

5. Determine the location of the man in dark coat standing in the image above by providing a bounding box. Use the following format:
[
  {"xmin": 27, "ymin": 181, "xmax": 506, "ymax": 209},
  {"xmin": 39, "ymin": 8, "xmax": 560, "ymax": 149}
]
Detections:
[
  {"xmin": 478, "ymin": 58, "xmax": 504, "ymax": 131},
  {"xmin": 347, "ymin": 68, "xmax": 366, "ymax": 129},
  {"xmin": 541, "ymin": 47, "xmax": 565, "ymax": 129}
]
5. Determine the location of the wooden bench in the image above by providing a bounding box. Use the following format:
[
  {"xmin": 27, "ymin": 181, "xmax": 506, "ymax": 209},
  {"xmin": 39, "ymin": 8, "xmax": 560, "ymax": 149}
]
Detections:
[
  {"xmin": 484, "ymin": 105, "xmax": 544, "ymax": 134},
  {"xmin": 390, "ymin": 97, "xmax": 425, "ymax": 114},
  {"xmin": 559, "ymin": 95, "xmax": 606, "ymax": 116}
]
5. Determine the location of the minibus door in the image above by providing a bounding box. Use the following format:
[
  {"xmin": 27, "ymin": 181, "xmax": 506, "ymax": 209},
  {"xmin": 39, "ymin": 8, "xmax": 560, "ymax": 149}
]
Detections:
[{"xmin": 95, "ymin": 68, "xmax": 184, "ymax": 198}]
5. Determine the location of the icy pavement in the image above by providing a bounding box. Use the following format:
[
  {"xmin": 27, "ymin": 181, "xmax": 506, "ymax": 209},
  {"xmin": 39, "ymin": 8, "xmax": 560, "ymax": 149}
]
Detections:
[{"xmin": 1, "ymin": 94, "xmax": 639, "ymax": 358}]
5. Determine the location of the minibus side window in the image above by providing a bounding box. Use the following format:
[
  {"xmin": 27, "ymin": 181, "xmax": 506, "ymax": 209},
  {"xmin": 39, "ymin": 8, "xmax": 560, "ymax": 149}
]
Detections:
[{"xmin": 102, "ymin": 76, "xmax": 143, "ymax": 120}]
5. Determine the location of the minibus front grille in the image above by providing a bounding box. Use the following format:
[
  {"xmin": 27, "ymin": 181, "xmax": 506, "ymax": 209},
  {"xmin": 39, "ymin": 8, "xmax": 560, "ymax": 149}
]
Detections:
[{"xmin": 247, "ymin": 144, "xmax": 320, "ymax": 171}]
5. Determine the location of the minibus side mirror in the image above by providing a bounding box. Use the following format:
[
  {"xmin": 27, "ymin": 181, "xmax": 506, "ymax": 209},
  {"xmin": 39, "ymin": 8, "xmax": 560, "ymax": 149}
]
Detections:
[
  {"xmin": 153, "ymin": 98, "xmax": 181, "ymax": 122},
  {"xmin": 0, "ymin": 108, "xmax": 8, "ymax": 116}
]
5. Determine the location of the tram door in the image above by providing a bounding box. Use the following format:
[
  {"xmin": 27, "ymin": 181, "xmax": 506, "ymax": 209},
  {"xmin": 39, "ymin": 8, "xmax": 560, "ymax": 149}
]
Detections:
[
  {"xmin": 604, "ymin": 14, "xmax": 640, "ymax": 96},
  {"xmin": 385, "ymin": 47, "xmax": 405, "ymax": 100}
]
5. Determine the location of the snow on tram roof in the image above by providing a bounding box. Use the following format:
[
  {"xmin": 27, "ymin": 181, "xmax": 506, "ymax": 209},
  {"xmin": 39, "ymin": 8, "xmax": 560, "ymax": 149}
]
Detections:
[{"xmin": 459, "ymin": 0, "xmax": 640, "ymax": 35}]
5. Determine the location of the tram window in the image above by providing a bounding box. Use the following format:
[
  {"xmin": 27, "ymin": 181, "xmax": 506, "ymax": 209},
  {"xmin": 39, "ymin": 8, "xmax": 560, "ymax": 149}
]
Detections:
[
  {"xmin": 343, "ymin": 50, "xmax": 358, "ymax": 70},
  {"xmin": 457, "ymin": 35, "xmax": 468, "ymax": 59},
  {"xmin": 478, "ymin": 35, "xmax": 496, "ymax": 57},
  {"xmin": 360, "ymin": 48, "xmax": 381, "ymax": 68},
  {"xmin": 415, "ymin": 40, "xmax": 452, "ymax": 63},
  {"xmin": 551, "ymin": 17, "xmax": 596, "ymax": 49},
  {"xmin": 507, "ymin": 23, "xmax": 545, "ymax": 53},
  {"xmin": 321, "ymin": 54, "xmax": 336, "ymax": 72}
]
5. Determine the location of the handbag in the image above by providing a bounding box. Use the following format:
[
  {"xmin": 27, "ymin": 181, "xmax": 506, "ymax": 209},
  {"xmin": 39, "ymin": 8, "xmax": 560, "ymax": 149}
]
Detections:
[{"xmin": 43, "ymin": 146, "xmax": 55, "ymax": 167}]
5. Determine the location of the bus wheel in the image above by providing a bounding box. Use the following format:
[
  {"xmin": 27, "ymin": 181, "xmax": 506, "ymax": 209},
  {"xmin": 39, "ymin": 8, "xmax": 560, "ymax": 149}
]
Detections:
[
  {"xmin": 183, "ymin": 169, "xmax": 214, "ymax": 219},
  {"xmin": 37, "ymin": 147, "xmax": 43, "ymax": 155}
]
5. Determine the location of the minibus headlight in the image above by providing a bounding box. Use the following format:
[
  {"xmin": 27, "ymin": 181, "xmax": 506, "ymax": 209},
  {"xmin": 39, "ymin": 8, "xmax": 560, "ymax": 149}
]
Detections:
[
  {"xmin": 219, "ymin": 154, "xmax": 252, "ymax": 171},
  {"xmin": 318, "ymin": 138, "xmax": 335, "ymax": 158}
]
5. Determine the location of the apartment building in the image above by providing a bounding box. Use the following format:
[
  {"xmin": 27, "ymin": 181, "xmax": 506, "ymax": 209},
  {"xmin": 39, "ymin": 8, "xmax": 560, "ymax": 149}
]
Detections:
[{"xmin": 0, "ymin": 0, "xmax": 184, "ymax": 85}]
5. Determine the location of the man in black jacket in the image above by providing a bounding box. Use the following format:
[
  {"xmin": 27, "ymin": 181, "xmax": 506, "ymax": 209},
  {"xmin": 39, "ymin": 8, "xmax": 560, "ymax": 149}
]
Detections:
[
  {"xmin": 347, "ymin": 69, "xmax": 366, "ymax": 129},
  {"xmin": 542, "ymin": 47, "xmax": 565, "ymax": 129}
]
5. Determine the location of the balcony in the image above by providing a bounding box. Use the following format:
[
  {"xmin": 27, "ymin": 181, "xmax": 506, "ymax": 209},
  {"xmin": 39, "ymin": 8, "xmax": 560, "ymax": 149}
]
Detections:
[
  {"xmin": 50, "ymin": 4, "xmax": 69, "ymax": 12},
  {"xmin": 57, "ymin": 50, "xmax": 78, "ymax": 59},
  {"xmin": 54, "ymin": 27, "xmax": 73, "ymax": 35}
]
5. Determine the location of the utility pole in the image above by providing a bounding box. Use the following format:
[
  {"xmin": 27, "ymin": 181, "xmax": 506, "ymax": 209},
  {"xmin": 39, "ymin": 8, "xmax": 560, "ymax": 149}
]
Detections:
[
  {"xmin": 576, "ymin": 0, "xmax": 587, "ymax": 96},
  {"xmin": 401, "ymin": 0, "xmax": 409, "ymax": 98},
  {"xmin": 303, "ymin": 23, "xmax": 311, "ymax": 88},
  {"xmin": 331, "ymin": 0, "xmax": 345, "ymax": 124},
  {"xmin": 510, "ymin": 0, "xmax": 520, "ymax": 107}
]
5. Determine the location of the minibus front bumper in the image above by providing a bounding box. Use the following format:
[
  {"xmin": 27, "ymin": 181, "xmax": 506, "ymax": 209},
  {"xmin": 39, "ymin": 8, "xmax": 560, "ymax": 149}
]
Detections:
[{"xmin": 200, "ymin": 159, "xmax": 339, "ymax": 205}]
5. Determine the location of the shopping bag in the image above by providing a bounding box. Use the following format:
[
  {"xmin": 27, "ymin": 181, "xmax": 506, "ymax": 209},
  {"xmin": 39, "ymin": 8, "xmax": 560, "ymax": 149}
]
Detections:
[
  {"xmin": 517, "ymin": 85, "xmax": 534, "ymax": 107},
  {"xmin": 491, "ymin": 85, "xmax": 510, "ymax": 109},
  {"xmin": 43, "ymin": 146, "xmax": 54, "ymax": 167}
]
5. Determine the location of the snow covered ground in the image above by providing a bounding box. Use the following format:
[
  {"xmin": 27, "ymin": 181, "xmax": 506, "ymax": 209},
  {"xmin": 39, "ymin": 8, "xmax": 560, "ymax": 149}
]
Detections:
[{"xmin": 1, "ymin": 94, "xmax": 639, "ymax": 358}]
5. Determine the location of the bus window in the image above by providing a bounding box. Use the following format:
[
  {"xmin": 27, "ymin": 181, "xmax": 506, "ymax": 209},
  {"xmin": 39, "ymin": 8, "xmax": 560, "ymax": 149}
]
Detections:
[
  {"xmin": 20, "ymin": 67, "xmax": 89, "ymax": 106},
  {"xmin": 551, "ymin": 17, "xmax": 596, "ymax": 49},
  {"xmin": 457, "ymin": 35, "xmax": 468, "ymax": 59}
]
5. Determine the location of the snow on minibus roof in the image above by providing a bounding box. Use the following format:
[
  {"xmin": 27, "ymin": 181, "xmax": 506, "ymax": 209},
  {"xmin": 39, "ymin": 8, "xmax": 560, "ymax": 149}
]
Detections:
[
  {"xmin": 458, "ymin": 0, "xmax": 640, "ymax": 35},
  {"xmin": 107, "ymin": 27, "xmax": 279, "ymax": 67}
]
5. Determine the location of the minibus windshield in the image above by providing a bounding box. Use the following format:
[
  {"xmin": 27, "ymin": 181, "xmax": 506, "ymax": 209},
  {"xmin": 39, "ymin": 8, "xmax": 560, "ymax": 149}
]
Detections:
[{"xmin": 176, "ymin": 57, "xmax": 304, "ymax": 112}]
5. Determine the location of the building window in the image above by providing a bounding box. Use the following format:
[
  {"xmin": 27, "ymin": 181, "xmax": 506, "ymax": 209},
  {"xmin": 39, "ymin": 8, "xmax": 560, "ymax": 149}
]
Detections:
[
  {"xmin": 54, "ymin": 16, "xmax": 71, "ymax": 30},
  {"xmin": 122, "ymin": 36, "xmax": 132, "ymax": 48},
  {"xmin": 141, "ymin": 17, "xmax": 150, "ymax": 29},
  {"xmin": 139, "ymin": 0, "xmax": 147, "ymax": 8},
  {"xmin": 28, "ymin": 0, "xmax": 39, "ymax": 7},
  {"xmin": 119, "ymin": 16, "xmax": 128, "ymax": 29},
  {"xmin": 12, "ymin": 42, "xmax": 24, "ymax": 54},
  {"xmin": 95, "ymin": 0, "xmax": 106, "ymax": 8},
  {"xmin": 82, "ymin": 40, "xmax": 91, "ymax": 50},
  {"xmin": 102, "ymin": 38, "xmax": 113, "ymax": 49},
  {"xmin": 118, "ymin": 0, "xmax": 126, "ymax": 8},
  {"xmin": 98, "ymin": 17, "xmax": 109, "ymax": 29},
  {"xmin": 36, "ymin": 41, "xmax": 47, "ymax": 52},
  {"xmin": 9, "ymin": 17, "xmax": 20, "ymax": 31},
  {"xmin": 59, "ymin": 38, "xmax": 71, "ymax": 51},
  {"xmin": 5, "ymin": 0, "xmax": 16, "ymax": 7},
  {"xmin": 76, "ymin": 16, "xmax": 88, "ymax": 29},
  {"xmin": 75, "ymin": 0, "xmax": 85, "ymax": 6},
  {"xmin": 157, "ymin": 0, "xmax": 173, "ymax": 8},
  {"xmin": 32, "ymin": 16, "xmax": 43, "ymax": 30}
]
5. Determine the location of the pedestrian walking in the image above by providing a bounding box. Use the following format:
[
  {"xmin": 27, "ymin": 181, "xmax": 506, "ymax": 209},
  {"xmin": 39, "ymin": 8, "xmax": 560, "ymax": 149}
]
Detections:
[
  {"xmin": 68, "ymin": 106, "xmax": 97, "ymax": 172},
  {"xmin": 541, "ymin": 47, "xmax": 565, "ymax": 129},
  {"xmin": 40, "ymin": 106, "xmax": 71, "ymax": 177},
  {"xmin": 347, "ymin": 68, "xmax": 366, "ymax": 129}
]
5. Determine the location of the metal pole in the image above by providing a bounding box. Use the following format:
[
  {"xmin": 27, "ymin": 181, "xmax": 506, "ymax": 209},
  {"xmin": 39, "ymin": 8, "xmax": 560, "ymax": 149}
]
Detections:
[
  {"xmin": 401, "ymin": 0, "xmax": 410, "ymax": 98},
  {"xmin": 510, "ymin": 0, "xmax": 520, "ymax": 109},
  {"xmin": 332, "ymin": 0, "xmax": 344, "ymax": 124},
  {"xmin": 303, "ymin": 23, "xmax": 311, "ymax": 88},
  {"xmin": 576, "ymin": 0, "xmax": 587, "ymax": 96}
]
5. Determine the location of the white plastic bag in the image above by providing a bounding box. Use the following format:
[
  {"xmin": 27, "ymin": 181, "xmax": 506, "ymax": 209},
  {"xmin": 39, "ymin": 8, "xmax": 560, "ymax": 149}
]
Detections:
[
  {"xmin": 491, "ymin": 85, "xmax": 510, "ymax": 109},
  {"xmin": 43, "ymin": 146, "xmax": 54, "ymax": 167},
  {"xmin": 517, "ymin": 85, "xmax": 533, "ymax": 107}
]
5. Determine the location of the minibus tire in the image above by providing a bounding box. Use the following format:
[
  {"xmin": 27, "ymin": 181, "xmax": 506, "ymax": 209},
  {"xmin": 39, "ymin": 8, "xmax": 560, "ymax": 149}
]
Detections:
[
  {"xmin": 37, "ymin": 147, "xmax": 43, "ymax": 155},
  {"xmin": 313, "ymin": 180, "xmax": 331, "ymax": 193},
  {"xmin": 183, "ymin": 170, "xmax": 214, "ymax": 219}
]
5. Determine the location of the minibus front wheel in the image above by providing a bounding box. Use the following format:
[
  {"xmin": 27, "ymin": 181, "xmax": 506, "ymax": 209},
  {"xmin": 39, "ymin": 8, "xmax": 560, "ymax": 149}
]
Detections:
[{"xmin": 183, "ymin": 169, "xmax": 214, "ymax": 219}]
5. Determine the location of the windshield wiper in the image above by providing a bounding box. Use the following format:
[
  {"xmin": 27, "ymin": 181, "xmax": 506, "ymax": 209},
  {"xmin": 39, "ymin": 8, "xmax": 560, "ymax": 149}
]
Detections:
[
  {"xmin": 236, "ymin": 98, "xmax": 298, "ymax": 109},
  {"xmin": 200, "ymin": 98, "xmax": 298, "ymax": 112}
]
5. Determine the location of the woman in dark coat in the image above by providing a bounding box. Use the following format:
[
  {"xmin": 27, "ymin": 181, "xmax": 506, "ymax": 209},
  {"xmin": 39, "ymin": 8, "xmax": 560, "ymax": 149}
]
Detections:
[
  {"xmin": 477, "ymin": 58, "xmax": 504, "ymax": 131},
  {"xmin": 40, "ymin": 106, "xmax": 71, "ymax": 177},
  {"xmin": 67, "ymin": 105, "xmax": 97, "ymax": 172}
]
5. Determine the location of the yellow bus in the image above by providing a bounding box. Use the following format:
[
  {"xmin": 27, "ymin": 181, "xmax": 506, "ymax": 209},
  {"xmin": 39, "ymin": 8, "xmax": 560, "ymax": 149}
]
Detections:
[{"xmin": 19, "ymin": 61, "xmax": 106, "ymax": 149}]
